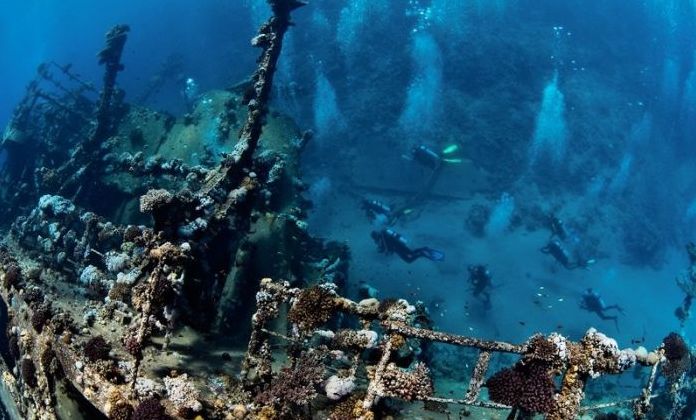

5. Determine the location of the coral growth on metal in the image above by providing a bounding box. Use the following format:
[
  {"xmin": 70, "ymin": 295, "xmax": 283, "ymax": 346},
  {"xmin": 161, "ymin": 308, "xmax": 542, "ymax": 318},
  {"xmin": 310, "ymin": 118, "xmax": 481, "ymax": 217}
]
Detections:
[
  {"xmin": 242, "ymin": 278, "xmax": 687, "ymax": 419},
  {"xmin": 0, "ymin": 0, "xmax": 692, "ymax": 419}
]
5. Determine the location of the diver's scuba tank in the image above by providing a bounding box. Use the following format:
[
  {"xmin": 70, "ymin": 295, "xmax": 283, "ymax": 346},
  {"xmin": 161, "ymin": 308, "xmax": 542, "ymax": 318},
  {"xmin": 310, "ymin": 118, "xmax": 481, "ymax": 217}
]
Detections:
[
  {"xmin": 411, "ymin": 145, "xmax": 442, "ymax": 169},
  {"xmin": 549, "ymin": 215, "xmax": 569, "ymax": 240},
  {"xmin": 362, "ymin": 199, "xmax": 393, "ymax": 218},
  {"xmin": 541, "ymin": 239, "xmax": 574, "ymax": 269},
  {"xmin": 385, "ymin": 229, "xmax": 408, "ymax": 246}
]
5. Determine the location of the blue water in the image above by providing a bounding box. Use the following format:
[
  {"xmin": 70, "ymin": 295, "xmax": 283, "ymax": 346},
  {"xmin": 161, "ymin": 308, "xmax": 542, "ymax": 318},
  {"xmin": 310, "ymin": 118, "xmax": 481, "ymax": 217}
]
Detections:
[
  {"xmin": 2, "ymin": 0, "xmax": 696, "ymax": 415},
  {"xmin": 0, "ymin": 1, "xmax": 258, "ymax": 125}
]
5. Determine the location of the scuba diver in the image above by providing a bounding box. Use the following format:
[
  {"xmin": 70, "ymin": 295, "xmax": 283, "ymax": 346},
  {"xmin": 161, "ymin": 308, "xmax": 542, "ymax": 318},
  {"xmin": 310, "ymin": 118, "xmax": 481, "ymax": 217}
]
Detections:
[
  {"xmin": 371, "ymin": 228, "xmax": 444, "ymax": 263},
  {"xmin": 548, "ymin": 214, "xmax": 570, "ymax": 241},
  {"xmin": 541, "ymin": 239, "xmax": 576, "ymax": 269},
  {"xmin": 541, "ymin": 214, "xmax": 596, "ymax": 270},
  {"xmin": 468, "ymin": 264, "xmax": 493, "ymax": 310},
  {"xmin": 408, "ymin": 144, "xmax": 464, "ymax": 170},
  {"xmin": 580, "ymin": 288, "xmax": 624, "ymax": 330},
  {"xmin": 385, "ymin": 144, "xmax": 464, "ymax": 225},
  {"xmin": 410, "ymin": 145, "xmax": 443, "ymax": 170},
  {"xmin": 541, "ymin": 238, "xmax": 595, "ymax": 270},
  {"xmin": 361, "ymin": 199, "xmax": 394, "ymax": 224}
]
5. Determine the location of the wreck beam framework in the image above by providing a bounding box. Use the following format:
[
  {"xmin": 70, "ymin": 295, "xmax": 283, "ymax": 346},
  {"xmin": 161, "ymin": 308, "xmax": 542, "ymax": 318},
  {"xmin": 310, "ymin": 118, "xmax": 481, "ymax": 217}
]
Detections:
[{"xmin": 243, "ymin": 278, "xmax": 668, "ymax": 419}]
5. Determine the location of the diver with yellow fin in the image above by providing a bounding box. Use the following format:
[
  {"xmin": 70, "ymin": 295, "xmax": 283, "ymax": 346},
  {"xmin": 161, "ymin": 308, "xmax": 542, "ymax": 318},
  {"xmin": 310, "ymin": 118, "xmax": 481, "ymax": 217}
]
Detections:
[
  {"xmin": 386, "ymin": 142, "xmax": 465, "ymax": 223},
  {"xmin": 407, "ymin": 143, "xmax": 464, "ymax": 169}
]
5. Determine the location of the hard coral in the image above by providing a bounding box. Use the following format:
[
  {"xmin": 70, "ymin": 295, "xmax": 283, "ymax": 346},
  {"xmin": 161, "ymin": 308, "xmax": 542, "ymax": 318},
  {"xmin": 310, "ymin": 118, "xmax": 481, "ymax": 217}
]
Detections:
[
  {"xmin": 332, "ymin": 329, "xmax": 379, "ymax": 350},
  {"xmin": 139, "ymin": 189, "xmax": 173, "ymax": 213},
  {"xmin": 524, "ymin": 333, "xmax": 568, "ymax": 371},
  {"xmin": 51, "ymin": 311, "xmax": 75, "ymax": 334},
  {"xmin": 151, "ymin": 275, "xmax": 176, "ymax": 307},
  {"xmin": 254, "ymin": 350, "xmax": 326, "ymax": 414},
  {"xmin": 8, "ymin": 335, "xmax": 19, "ymax": 360},
  {"xmin": 485, "ymin": 360, "xmax": 556, "ymax": 414},
  {"xmin": 163, "ymin": 374, "xmax": 202, "ymax": 416},
  {"xmin": 108, "ymin": 401, "xmax": 133, "ymax": 420},
  {"xmin": 287, "ymin": 285, "xmax": 336, "ymax": 334},
  {"xmin": 329, "ymin": 392, "xmax": 365, "ymax": 420},
  {"xmin": 21, "ymin": 358, "xmax": 37, "ymax": 388},
  {"xmin": 123, "ymin": 225, "xmax": 142, "ymax": 242},
  {"xmin": 324, "ymin": 374, "xmax": 356, "ymax": 400},
  {"xmin": 31, "ymin": 304, "xmax": 52, "ymax": 333},
  {"xmin": 663, "ymin": 332, "xmax": 688, "ymax": 361},
  {"xmin": 108, "ymin": 282, "xmax": 130, "ymax": 302},
  {"xmin": 23, "ymin": 287, "xmax": 44, "ymax": 307},
  {"xmin": 379, "ymin": 362, "xmax": 433, "ymax": 401},
  {"xmin": 132, "ymin": 398, "xmax": 170, "ymax": 420},
  {"xmin": 662, "ymin": 332, "xmax": 691, "ymax": 382},
  {"xmin": 123, "ymin": 333, "xmax": 142, "ymax": 357},
  {"xmin": 40, "ymin": 347, "xmax": 55, "ymax": 371},
  {"xmin": 85, "ymin": 336, "xmax": 112, "ymax": 362},
  {"xmin": 2, "ymin": 263, "xmax": 22, "ymax": 289}
]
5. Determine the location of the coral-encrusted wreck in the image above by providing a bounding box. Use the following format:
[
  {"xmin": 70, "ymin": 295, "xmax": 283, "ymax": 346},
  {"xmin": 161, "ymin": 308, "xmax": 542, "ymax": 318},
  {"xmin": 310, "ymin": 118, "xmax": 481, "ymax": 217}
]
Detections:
[
  {"xmin": 241, "ymin": 279, "xmax": 690, "ymax": 419},
  {"xmin": 0, "ymin": 0, "xmax": 692, "ymax": 419}
]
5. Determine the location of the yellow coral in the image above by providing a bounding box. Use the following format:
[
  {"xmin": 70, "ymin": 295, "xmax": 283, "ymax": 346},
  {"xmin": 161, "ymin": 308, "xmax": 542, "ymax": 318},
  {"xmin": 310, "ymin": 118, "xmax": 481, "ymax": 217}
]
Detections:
[{"xmin": 255, "ymin": 405, "xmax": 277, "ymax": 420}]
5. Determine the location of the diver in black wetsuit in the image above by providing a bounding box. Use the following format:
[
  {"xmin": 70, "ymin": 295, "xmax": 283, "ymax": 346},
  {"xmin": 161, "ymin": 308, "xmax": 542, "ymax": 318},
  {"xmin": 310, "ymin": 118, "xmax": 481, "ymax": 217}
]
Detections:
[
  {"xmin": 541, "ymin": 239, "xmax": 577, "ymax": 269},
  {"xmin": 541, "ymin": 215, "xmax": 596, "ymax": 270},
  {"xmin": 411, "ymin": 145, "xmax": 443, "ymax": 170},
  {"xmin": 371, "ymin": 229, "xmax": 444, "ymax": 263},
  {"xmin": 541, "ymin": 238, "xmax": 595, "ymax": 270},
  {"xmin": 548, "ymin": 214, "xmax": 570, "ymax": 241},
  {"xmin": 468, "ymin": 264, "xmax": 493, "ymax": 310},
  {"xmin": 580, "ymin": 288, "xmax": 624, "ymax": 330}
]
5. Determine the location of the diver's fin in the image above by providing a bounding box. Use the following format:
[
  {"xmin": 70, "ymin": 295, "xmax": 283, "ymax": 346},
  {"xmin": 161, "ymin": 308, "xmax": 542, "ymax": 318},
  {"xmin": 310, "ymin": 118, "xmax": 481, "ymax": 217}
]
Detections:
[
  {"xmin": 422, "ymin": 247, "xmax": 445, "ymax": 262},
  {"xmin": 442, "ymin": 144, "xmax": 460, "ymax": 155}
]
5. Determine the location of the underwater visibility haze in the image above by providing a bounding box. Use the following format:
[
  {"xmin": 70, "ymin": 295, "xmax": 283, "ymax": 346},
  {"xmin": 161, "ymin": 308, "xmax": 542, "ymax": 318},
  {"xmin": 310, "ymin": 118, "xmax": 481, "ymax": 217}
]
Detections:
[{"xmin": 1, "ymin": 0, "xmax": 696, "ymax": 418}]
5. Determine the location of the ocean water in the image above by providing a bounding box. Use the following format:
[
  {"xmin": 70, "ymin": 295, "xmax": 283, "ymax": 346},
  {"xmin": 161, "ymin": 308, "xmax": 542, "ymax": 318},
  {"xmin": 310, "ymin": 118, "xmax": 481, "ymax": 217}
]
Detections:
[{"xmin": 1, "ymin": 0, "xmax": 696, "ymax": 418}]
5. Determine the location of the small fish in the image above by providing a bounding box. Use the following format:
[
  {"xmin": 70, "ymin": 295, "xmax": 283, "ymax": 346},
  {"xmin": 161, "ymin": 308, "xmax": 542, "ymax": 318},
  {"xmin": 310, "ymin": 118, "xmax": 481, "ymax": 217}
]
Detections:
[{"xmin": 519, "ymin": 321, "xmax": 526, "ymax": 326}]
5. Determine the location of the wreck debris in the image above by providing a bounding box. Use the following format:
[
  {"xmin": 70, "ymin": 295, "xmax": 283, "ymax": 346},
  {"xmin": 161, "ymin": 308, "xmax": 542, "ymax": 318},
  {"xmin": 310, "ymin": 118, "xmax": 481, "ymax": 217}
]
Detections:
[
  {"xmin": 163, "ymin": 373, "xmax": 202, "ymax": 417},
  {"xmin": 0, "ymin": 0, "xmax": 691, "ymax": 419},
  {"xmin": 287, "ymin": 283, "xmax": 338, "ymax": 334},
  {"xmin": 58, "ymin": 24, "xmax": 130, "ymax": 197},
  {"xmin": 242, "ymin": 278, "xmax": 673, "ymax": 419},
  {"xmin": 464, "ymin": 350, "xmax": 490, "ymax": 404},
  {"xmin": 253, "ymin": 349, "xmax": 326, "ymax": 417},
  {"xmin": 198, "ymin": 0, "xmax": 307, "ymax": 214},
  {"xmin": 0, "ymin": 1, "xmax": 322, "ymax": 418},
  {"xmin": 84, "ymin": 336, "xmax": 112, "ymax": 362},
  {"xmin": 0, "ymin": 60, "xmax": 96, "ymax": 223}
]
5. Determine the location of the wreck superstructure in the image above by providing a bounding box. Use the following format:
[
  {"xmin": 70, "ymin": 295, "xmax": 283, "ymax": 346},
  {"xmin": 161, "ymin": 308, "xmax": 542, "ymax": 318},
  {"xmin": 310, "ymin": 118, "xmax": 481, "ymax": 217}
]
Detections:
[{"xmin": 0, "ymin": 1, "xmax": 693, "ymax": 419}]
